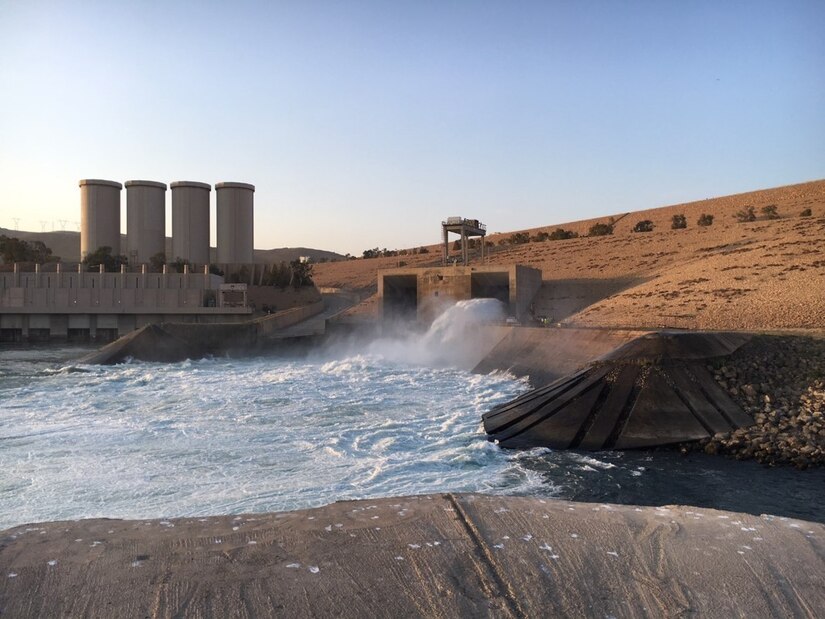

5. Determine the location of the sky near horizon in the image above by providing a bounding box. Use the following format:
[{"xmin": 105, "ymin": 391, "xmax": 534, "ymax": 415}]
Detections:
[{"xmin": 1, "ymin": 1, "xmax": 823, "ymax": 256}]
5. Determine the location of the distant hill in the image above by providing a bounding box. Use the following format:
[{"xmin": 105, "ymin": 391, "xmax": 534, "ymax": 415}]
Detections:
[
  {"xmin": 0, "ymin": 228, "xmax": 81, "ymax": 263},
  {"xmin": 254, "ymin": 247, "xmax": 347, "ymax": 264},
  {"xmin": 0, "ymin": 228, "xmax": 346, "ymax": 265}
]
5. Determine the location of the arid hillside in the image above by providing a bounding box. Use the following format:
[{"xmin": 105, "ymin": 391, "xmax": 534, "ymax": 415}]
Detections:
[{"xmin": 313, "ymin": 179, "xmax": 825, "ymax": 330}]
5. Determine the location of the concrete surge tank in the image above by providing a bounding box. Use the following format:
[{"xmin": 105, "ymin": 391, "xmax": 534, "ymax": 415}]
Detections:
[
  {"xmin": 79, "ymin": 179, "xmax": 122, "ymax": 259},
  {"xmin": 171, "ymin": 181, "xmax": 211, "ymax": 264},
  {"xmin": 215, "ymin": 182, "xmax": 255, "ymax": 264},
  {"xmin": 125, "ymin": 180, "xmax": 167, "ymax": 265}
]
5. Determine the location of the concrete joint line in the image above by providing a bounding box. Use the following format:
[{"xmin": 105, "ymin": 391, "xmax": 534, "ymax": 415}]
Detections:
[{"xmin": 444, "ymin": 493, "xmax": 527, "ymax": 619}]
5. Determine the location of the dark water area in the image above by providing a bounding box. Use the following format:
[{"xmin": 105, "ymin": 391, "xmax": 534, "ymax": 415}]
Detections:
[{"xmin": 513, "ymin": 448, "xmax": 825, "ymax": 523}]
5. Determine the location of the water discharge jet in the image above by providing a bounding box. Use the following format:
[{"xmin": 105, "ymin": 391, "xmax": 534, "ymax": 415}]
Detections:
[{"xmin": 325, "ymin": 298, "xmax": 509, "ymax": 371}]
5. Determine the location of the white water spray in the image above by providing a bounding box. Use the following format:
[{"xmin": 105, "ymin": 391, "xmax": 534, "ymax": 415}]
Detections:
[{"xmin": 364, "ymin": 299, "xmax": 507, "ymax": 369}]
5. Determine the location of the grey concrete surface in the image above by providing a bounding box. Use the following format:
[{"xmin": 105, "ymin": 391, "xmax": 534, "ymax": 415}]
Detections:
[
  {"xmin": 473, "ymin": 326, "xmax": 645, "ymax": 387},
  {"xmin": 125, "ymin": 180, "xmax": 167, "ymax": 266},
  {"xmin": 215, "ymin": 182, "xmax": 254, "ymax": 264},
  {"xmin": 171, "ymin": 181, "xmax": 211, "ymax": 264},
  {"xmin": 79, "ymin": 179, "xmax": 122, "ymax": 259},
  {"xmin": 1, "ymin": 494, "xmax": 822, "ymax": 618}
]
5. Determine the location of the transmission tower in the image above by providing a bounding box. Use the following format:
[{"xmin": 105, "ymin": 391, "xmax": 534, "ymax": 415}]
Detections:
[
  {"xmin": 12, "ymin": 218, "xmax": 20, "ymax": 230},
  {"xmin": 40, "ymin": 220, "xmax": 47, "ymax": 232}
]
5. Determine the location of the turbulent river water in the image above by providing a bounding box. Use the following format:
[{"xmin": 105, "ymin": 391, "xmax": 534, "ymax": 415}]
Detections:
[{"xmin": 1, "ymin": 303, "xmax": 823, "ymax": 529}]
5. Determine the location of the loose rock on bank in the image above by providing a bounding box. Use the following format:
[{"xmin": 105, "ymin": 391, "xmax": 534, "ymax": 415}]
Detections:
[{"xmin": 690, "ymin": 335, "xmax": 825, "ymax": 468}]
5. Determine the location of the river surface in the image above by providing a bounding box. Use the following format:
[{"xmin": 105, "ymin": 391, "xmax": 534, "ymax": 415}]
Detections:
[{"xmin": 1, "ymin": 336, "xmax": 823, "ymax": 530}]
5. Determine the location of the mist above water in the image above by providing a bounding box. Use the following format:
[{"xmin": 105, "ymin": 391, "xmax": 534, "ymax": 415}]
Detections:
[{"xmin": 329, "ymin": 298, "xmax": 507, "ymax": 370}]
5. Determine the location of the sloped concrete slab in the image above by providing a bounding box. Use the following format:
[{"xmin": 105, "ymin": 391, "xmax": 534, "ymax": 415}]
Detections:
[
  {"xmin": 1, "ymin": 494, "xmax": 822, "ymax": 618},
  {"xmin": 484, "ymin": 331, "xmax": 754, "ymax": 450}
]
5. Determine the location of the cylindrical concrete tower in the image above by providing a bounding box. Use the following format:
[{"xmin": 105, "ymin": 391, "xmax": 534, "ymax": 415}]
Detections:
[
  {"xmin": 171, "ymin": 181, "xmax": 211, "ymax": 265},
  {"xmin": 79, "ymin": 179, "xmax": 122, "ymax": 259},
  {"xmin": 216, "ymin": 182, "xmax": 255, "ymax": 264},
  {"xmin": 125, "ymin": 180, "xmax": 167, "ymax": 265}
]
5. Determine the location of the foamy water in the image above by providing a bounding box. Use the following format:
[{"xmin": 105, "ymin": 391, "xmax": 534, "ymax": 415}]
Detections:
[{"xmin": 0, "ymin": 349, "xmax": 548, "ymax": 528}]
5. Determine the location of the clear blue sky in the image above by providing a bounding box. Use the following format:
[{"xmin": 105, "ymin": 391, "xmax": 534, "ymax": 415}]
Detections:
[{"xmin": 1, "ymin": 0, "xmax": 823, "ymax": 255}]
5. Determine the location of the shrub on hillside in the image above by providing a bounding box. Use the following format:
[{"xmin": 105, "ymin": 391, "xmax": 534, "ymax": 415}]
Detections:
[
  {"xmin": 633, "ymin": 220, "xmax": 654, "ymax": 233},
  {"xmin": 549, "ymin": 228, "xmax": 578, "ymax": 241},
  {"xmin": 697, "ymin": 213, "xmax": 714, "ymax": 226},
  {"xmin": 530, "ymin": 231, "xmax": 550, "ymax": 243},
  {"xmin": 507, "ymin": 232, "xmax": 530, "ymax": 245},
  {"xmin": 761, "ymin": 204, "xmax": 779, "ymax": 219},
  {"xmin": 800, "ymin": 208, "xmax": 812, "ymax": 217},
  {"xmin": 735, "ymin": 206, "xmax": 756, "ymax": 222},
  {"xmin": 671, "ymin": 214, "xmax": 687, "ymax": 229},
  {"xmin": 587, "ymin": 222, "xmax": 614, "ymax": 236}
]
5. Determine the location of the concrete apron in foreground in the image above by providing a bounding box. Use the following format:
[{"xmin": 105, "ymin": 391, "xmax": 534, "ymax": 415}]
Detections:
[{"xmin": 1, "ymin": 494, "xmax": 822, "ymax": 617}]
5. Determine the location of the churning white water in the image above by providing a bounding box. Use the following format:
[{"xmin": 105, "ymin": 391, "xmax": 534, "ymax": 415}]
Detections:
[{"xmin": 0, "ymin": 300, "xmax": 543, "ymax": 529}]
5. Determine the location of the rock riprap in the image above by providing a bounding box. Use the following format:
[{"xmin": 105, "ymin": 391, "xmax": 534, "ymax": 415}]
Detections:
[{"xmin": 695, "ymin": 335, "xmax": 825, "ymax": 468}]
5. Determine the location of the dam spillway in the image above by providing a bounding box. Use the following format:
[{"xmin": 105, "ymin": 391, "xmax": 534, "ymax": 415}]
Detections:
[{"xmin": 483, "ymin": 331, "xmax": 755, "ymax": 450}]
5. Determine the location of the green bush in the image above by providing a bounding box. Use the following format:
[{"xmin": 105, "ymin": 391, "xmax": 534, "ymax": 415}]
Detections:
[
  {"xmin": 508, "ymin": 232, "xmax": 530, "ymax": 245},
  {"xmin": 697, "ymin": 213, "xmax": 714, "ymax": 226},
  {"xmin": 0, "ymin": 235, "xmax": 58, "ymax": 264},
  {"xmin": 761, "ymin": 204, "xmax": 779, "ymax": 219},
  {"xmin": 530, "ymin": 231, "xmax": 550, "ymax": 242},
  {"xmin": 735, "ymin": 206, "xmax": 756, "ymax": 222},
  {"xmin": 82, "ymin": 246, "xmax": 128, "ymax": 272},
  {"xmin": 671, "ymin": 214, "xmax": 687, "ymax": 229},
  {"xmin": 549, "ymin": 228, "xmax": 579, "ymax": 241},
  {"xmin": 587, "ymin": 222, "xmax": 614, "ymax": 236},
  {"xmin": 633, "ymin": 220, "xmax": 654, "ymax": 233}
]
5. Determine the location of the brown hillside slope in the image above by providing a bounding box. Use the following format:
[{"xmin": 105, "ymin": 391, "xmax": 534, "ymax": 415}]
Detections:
[{"xmin": 313, "ymin": 179, "xmax": 825, "ymax": 330}]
